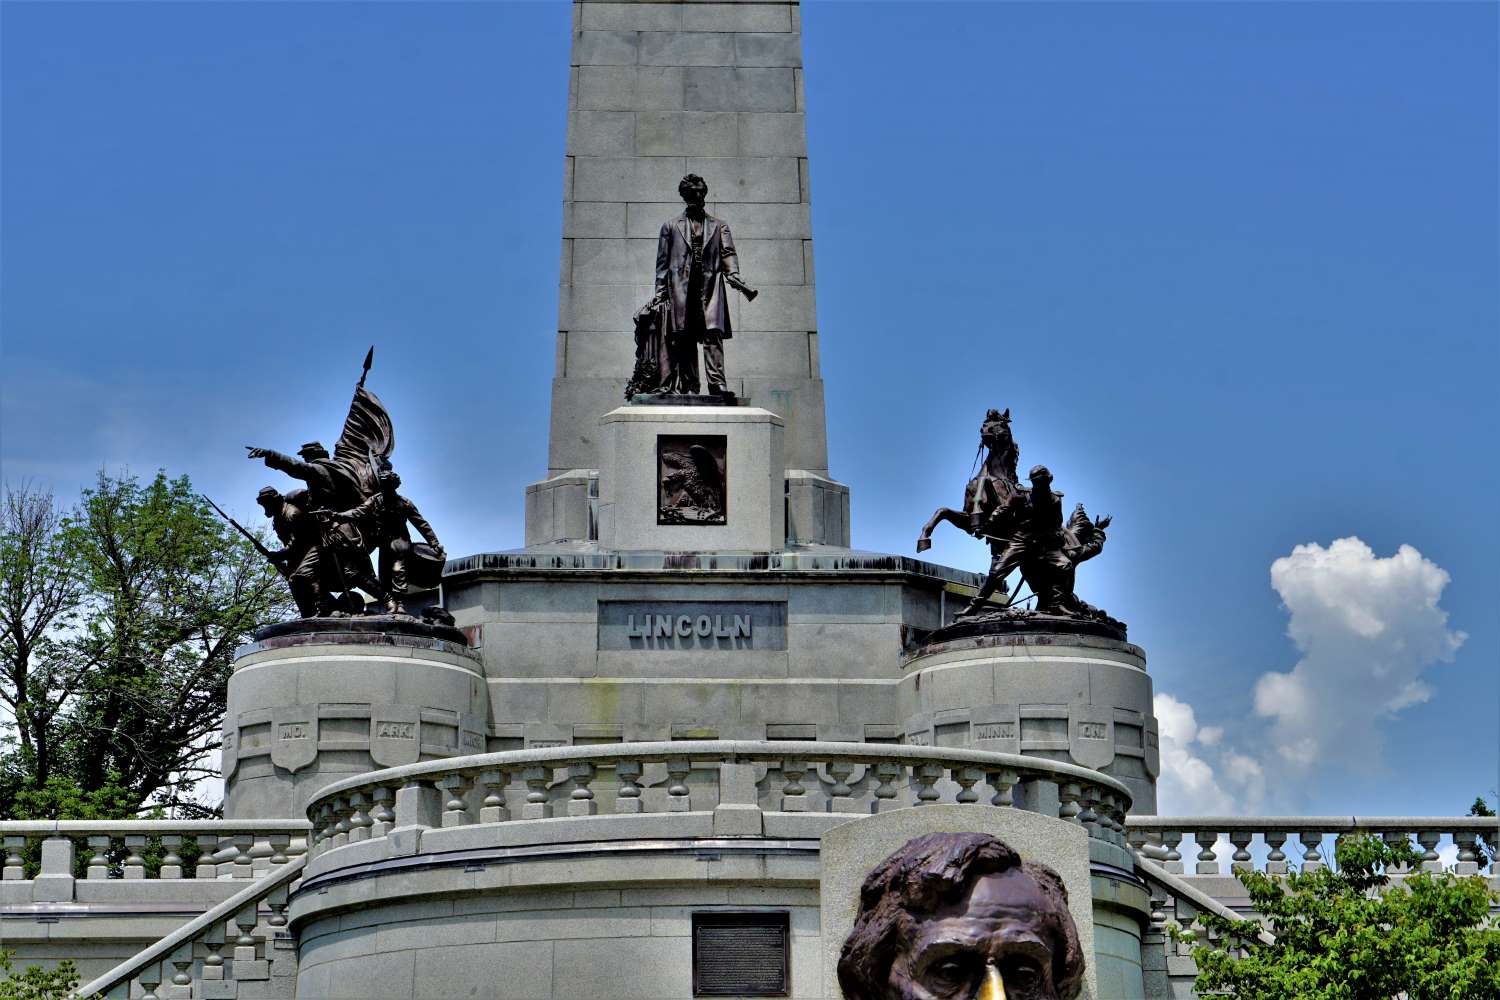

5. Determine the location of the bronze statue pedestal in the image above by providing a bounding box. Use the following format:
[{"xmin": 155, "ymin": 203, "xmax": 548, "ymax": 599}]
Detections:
[{"xmin": 628, "ymin": 392, "xmax": 738, "ymax": 407}]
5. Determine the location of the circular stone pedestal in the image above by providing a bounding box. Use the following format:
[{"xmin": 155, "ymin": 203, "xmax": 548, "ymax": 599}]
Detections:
[
  {"xmin": 899, "ymin": 630, "xmax": 1160, "ymax": 813},
  {"xmin": 223, "ymin": 617, "xmax": 484, "ymax": 819}
]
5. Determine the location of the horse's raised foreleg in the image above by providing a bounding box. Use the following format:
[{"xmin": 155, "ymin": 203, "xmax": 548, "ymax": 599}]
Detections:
[{"xmin": 916, "ymin": 507, "xmax": 970, "ymax": 552}]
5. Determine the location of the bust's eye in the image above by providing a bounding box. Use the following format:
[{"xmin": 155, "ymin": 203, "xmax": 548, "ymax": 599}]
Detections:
[
  {"xmin": 925, "ymin": 956, "xmax": 977, "ymax": 991},
  {"xmin": 1004, "ymin": 960, "xmax": 1043, "ymax": 989}
]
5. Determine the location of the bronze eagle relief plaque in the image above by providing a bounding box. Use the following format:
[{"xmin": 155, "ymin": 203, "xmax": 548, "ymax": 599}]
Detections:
[{"xmin": 658, "ymin": 434, "xmax": 727, "ymax": 525}]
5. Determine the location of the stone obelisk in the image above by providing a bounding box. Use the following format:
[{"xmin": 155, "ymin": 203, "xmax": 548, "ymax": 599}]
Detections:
[{"xmin": 527, "ymin": 0, "xmax": 848, "ymax": 548}]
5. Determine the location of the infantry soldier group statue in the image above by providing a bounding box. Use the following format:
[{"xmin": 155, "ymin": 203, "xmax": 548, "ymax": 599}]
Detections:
[
  {"xmin": 208, "ymin": 349, "xmax": 448, "ymax": 621},
  {"xmin": 918, "ymin": 408, "xmax": 1123, "ymax": 635}
]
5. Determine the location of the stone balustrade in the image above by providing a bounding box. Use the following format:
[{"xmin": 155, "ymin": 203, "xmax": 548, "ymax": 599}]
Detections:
[
  {"xmin": 0, "ymin": 820, "xmax": 309, "ymax": 889},
  {"xmin": 1126, "ymin": 815, "xmax": 1500, "ymax": 877},
  {"xmin": 73, "ymin": 855, "xmax": 306, "ymax": 1000},
  {"xmin": 303, "ymin": 740, "xmax": 1135, "ymax": 862}
]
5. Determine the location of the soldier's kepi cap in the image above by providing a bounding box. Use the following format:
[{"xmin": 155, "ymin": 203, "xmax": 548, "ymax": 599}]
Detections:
[
  {"xmin": 256, "ymin": 486, "xmax": 281, "ymax": 503},
  {"xmin": 1028, "ymin": 464, "xmax": 1052, "ymax": 480},
  {"xmin": 298, "ymin": 441, "xmax": 328, "ymax": 458}
]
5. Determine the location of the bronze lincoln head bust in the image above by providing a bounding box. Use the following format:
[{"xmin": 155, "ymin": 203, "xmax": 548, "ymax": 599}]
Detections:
[{"xmin": 838, "ymin": 832, "xmax": 1085, "ymax": 1000}]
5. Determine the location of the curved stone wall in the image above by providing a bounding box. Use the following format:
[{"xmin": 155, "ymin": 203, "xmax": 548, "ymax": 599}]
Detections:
[
  {"xmin": 899, "ymin": 633, "xmax": 1160, "ymax": 813},
  {"xmin": 292, "ymin": 843, "xmax": 824, "ymax": 1000},
  {"xmin": 223, "ymin": 624, "xmax": 485, "ymax": 819}
]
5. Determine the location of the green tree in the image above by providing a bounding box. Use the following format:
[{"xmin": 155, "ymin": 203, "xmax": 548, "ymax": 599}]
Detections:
[
  {"xmin": 0, "ymin": 949, "xmax": 78, "ymax": 1000},
  {"xmin": 1186, "ymin": 835, "xmax": 1500, "ymax": 999},
  {"xmin": 0, "ymin": 472, "xmax": 290, "ymax": 818}
]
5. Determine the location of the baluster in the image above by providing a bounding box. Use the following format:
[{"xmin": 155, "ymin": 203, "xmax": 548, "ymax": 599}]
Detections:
[
  {"xmin": 195, "ymin": 834, "xmax": 220, "ymax": 879},
  {"xmin": 614, "ymin": 761, "xmax": 644, "ymax": 814},
  {"xmin": 169, "ymin": 941, "xmax": 193, "ymax": 993},
  {"xmin": 1057, "ymin": 783, "xmax": 1082, "ymax": 825},
  {"xmin": 1195, "ymin": 829, "xmax": 1221, "ymax": 875},
  {"xmin": 370, "ymin": 786, "xmax": 396, "ymax": 837},
  {"xmin": 439, "ymin": 775, "xmax": 473, "ymax": 827},
  {"xmin": 331, "ymin": 796, "xmax": 352, "ymax": 848},
  {"xmin": 1454, "ymin": 830, "xmax": 1480, "ymax": 876},
  {"xmin": 871, "ymin": 762, "xmax": 903, "ymax": 813},
  {"xmin": 1084, "ymin": 788, "xmax": 1109, "ymax": 841},
  {"xmin": 2, "ymin": 836, "xmax": 24, "ymax": 880},
  {"xmin": 827, "ymin": 760, "xmax": 858, "ymax": 812},
  {"xmin": 779, "ymin": 759, "xmax": 808, "ymax": 812},
  {"xmin": 137, "ymin": 960, "xmax": 163, "ymax": 1000},
  {"xmin": 1229, "ymin": 830, "xmax": 1254, "ymax": 874},
  {"xmin": 267, "ymin": 885, "xmax": 290, "ymax": 931},
  {"xmin": 912, "ymin": 762, "xmax": 944, "ymax": 805},
  {"xmin": 345, "ymin": 793, "xmax": 372, "ymax": 843},
  {"xmin": 1096, "ymin": 794, "xmax": 1120, "ymax": 847},
  {"xmin": 478, "ymin": 770, "xmax": 510, "ymax": 822},
  {"xmin": 1160, "ymin": 831, "xmax": 1185, "ymax": 874},
  {"xmin": 123, "ymin": 835, "xmax": 147, "ymax": 879},
  {"xmin": 522, "ymin": 766, "xmax": 554, "ymax": 820},
  {"xmin": 1299, "ymin": 831, "xmax": 1325, "ymax": 873},
  {"xmin": 953, "ymin": 766, "xmax": 982, "ymax": 805},
  {"xmin": 232, "ymin": 833, "xmax": 254, "ymax": 878},
  {"xmin": 568, "ymin": 763, "xmax": 598, "ymax": 817},
  {"xmin": 1128, "ymin": 826, "xmax": 1154, "ymax": 858},
  {"xmin": 986, "ymin": 768, "xmax": 1018, "ymax": 807},
  {"xmin": 159, "ymin": 835, "xmax": 183, "ymax": 879},
  {"xmin": 202, "ymin": 920, "xmax": 226, "ymax": 983},
  {"xmin": 1264, "ymin": 831, "xmax": 1290, "ymax": 875},
  {"xmin": 666, "ymin": 758, "xmax": 694, "ymax": 813},
  {"xmin": 1485, "ymin": 829, "xmax": 1500, "ymax": 876},
  {"xmin": 310, "ymin": 803, "xmax": 331, "ymax": 853},
  {"xmin": 268, "ymin": 832, "xmax": 291, "ymax": 865},
  {"xmin": 87, "ymin": 835, "xmax": 112, "ymax": 880},
  {"xmin": 1417, "ymin": 830, "xmax": 1443, "ymax": 872},
  {"xmin": 1382, "ymin": 830, "xmax": 1412, "ymax": 874},
  {"xmin": 234, "ymin": 904, "xmax": 259, "ymax": 967},
  {"xmin": 1105, "ymin": 795, "xmax": 1128, "ymax": 846},
  {"xmin": 249, "ymin": 833, "xmax": 274, "ymax": 875}
]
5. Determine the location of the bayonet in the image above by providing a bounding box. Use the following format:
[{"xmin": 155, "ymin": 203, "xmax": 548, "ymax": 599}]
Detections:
[{"xmin": 201, "ymin": 494, "xmax": 286, "ymax": 576}]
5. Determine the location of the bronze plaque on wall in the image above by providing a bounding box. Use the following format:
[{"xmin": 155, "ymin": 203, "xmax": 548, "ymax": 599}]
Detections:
[
  {"xmin": 692, "ymin": 911, "xmax": 789, "ymax": 996},
  {"xmin": 658, "ymin": 435, "xmax": 727, "ymax": 525}
]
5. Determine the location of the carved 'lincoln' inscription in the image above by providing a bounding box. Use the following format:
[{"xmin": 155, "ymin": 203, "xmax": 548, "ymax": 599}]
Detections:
[
  {"xmin": 1078, "ymin": 722, "xmax": 1107, "ymax": 740},
  {"xmin": 278, "ymin": 723, "xmax": 308, "ymax": 740},
  {"xmin": 626, "ymin": 613, "xmax": 751, "ymax": 640},
  {"xmin": 376, "ymin": 722, "xmax": 415, "ymax": 739},
  {"xmin": 598, "ymin": 600, "xmax": 786, "ymax": 651},
  {"xmin": 974, "ymin": 722, "xmax": 1017, "ymax": 741}
]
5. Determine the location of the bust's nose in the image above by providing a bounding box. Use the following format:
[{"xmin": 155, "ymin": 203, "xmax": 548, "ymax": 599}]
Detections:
[{"xmin": 976, "ymin": 962, "xmax": 1008, "ymax": 1000}]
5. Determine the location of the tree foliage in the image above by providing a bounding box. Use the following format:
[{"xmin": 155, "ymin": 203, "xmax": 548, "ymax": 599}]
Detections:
[
  {"xmin": 0, "ymin": 950, "xmax": 78, "ymax": 1000},
  {"xmin": 1186, "ymin": 835, "xmax": 1500, "ymax": 1000},
  {"xmin": 0, "ymin": 472, "xmax": 291, "ymax": 818}
]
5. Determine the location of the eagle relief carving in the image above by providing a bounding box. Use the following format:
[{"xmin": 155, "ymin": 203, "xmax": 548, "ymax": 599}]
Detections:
[{"xmin": 658, "ymin": 435, "xmax": 727, "ymax": 525}]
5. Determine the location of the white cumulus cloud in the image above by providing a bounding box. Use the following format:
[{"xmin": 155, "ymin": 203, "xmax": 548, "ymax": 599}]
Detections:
[
  {"xmin": 1154, "ymin": 693, "xmax": 1264, "ymax": 815},
  {"xmin": 1254, "ymin": 537, "xmax": 1465, "ymax": 772}
]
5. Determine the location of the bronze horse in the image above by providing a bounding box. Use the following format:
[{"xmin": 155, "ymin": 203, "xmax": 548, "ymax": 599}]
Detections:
[{"xmin": 916, "ymin": 409, "xmax": 1021, "ymax": 553}]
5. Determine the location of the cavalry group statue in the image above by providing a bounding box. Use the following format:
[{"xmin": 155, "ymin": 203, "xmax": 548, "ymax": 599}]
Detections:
[
  {"xmin": 625, "ymin": 174, "xmax": 758, "ymax": 401},
  {"xmin": 918, "ymin": 408, "xmax": 1122, "ymax": 634},
  {"xmin": 211, "ymin": 349, "xmax": 447, "ymax": 620}
]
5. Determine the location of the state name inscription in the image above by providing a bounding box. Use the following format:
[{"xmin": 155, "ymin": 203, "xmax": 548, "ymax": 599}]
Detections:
[{"xmin": 598, "ymin": 600, "xmax": 787, "ymax": 651}]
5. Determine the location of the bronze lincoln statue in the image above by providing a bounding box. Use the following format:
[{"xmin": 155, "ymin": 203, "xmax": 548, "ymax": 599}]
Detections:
[
  {"xmin": 838, "ymin": 832, "xmax": 1086, "ymax": 1000},
  {"xmin": 627, "ymin": 174, "xmax": 757, "ymax": 400}
]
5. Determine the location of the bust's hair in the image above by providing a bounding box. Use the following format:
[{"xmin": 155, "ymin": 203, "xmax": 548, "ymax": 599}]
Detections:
[
  {"xmin": 679, "ymin": 173, "xmax": 708, "ymax": 200},
  {"xmin": 836, "ymin": 832, "xmax": 1085, "ymax": 1000}
]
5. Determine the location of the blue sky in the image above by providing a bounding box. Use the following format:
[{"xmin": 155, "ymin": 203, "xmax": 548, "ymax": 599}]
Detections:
[{"xmin": 2, "ymin": 2, "xmax": 1495, "ymax": 819}]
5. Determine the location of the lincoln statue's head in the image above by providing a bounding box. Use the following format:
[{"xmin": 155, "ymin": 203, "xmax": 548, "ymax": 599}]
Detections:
[{"xmin": 837, "ymin": 832, "xmax": 1085, "ymax": 1000}]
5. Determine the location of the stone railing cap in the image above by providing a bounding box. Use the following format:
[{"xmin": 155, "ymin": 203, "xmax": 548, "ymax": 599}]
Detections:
[{"xmin": 303, "ymin": 739, "xmax": 1132, "ymax": 814}]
